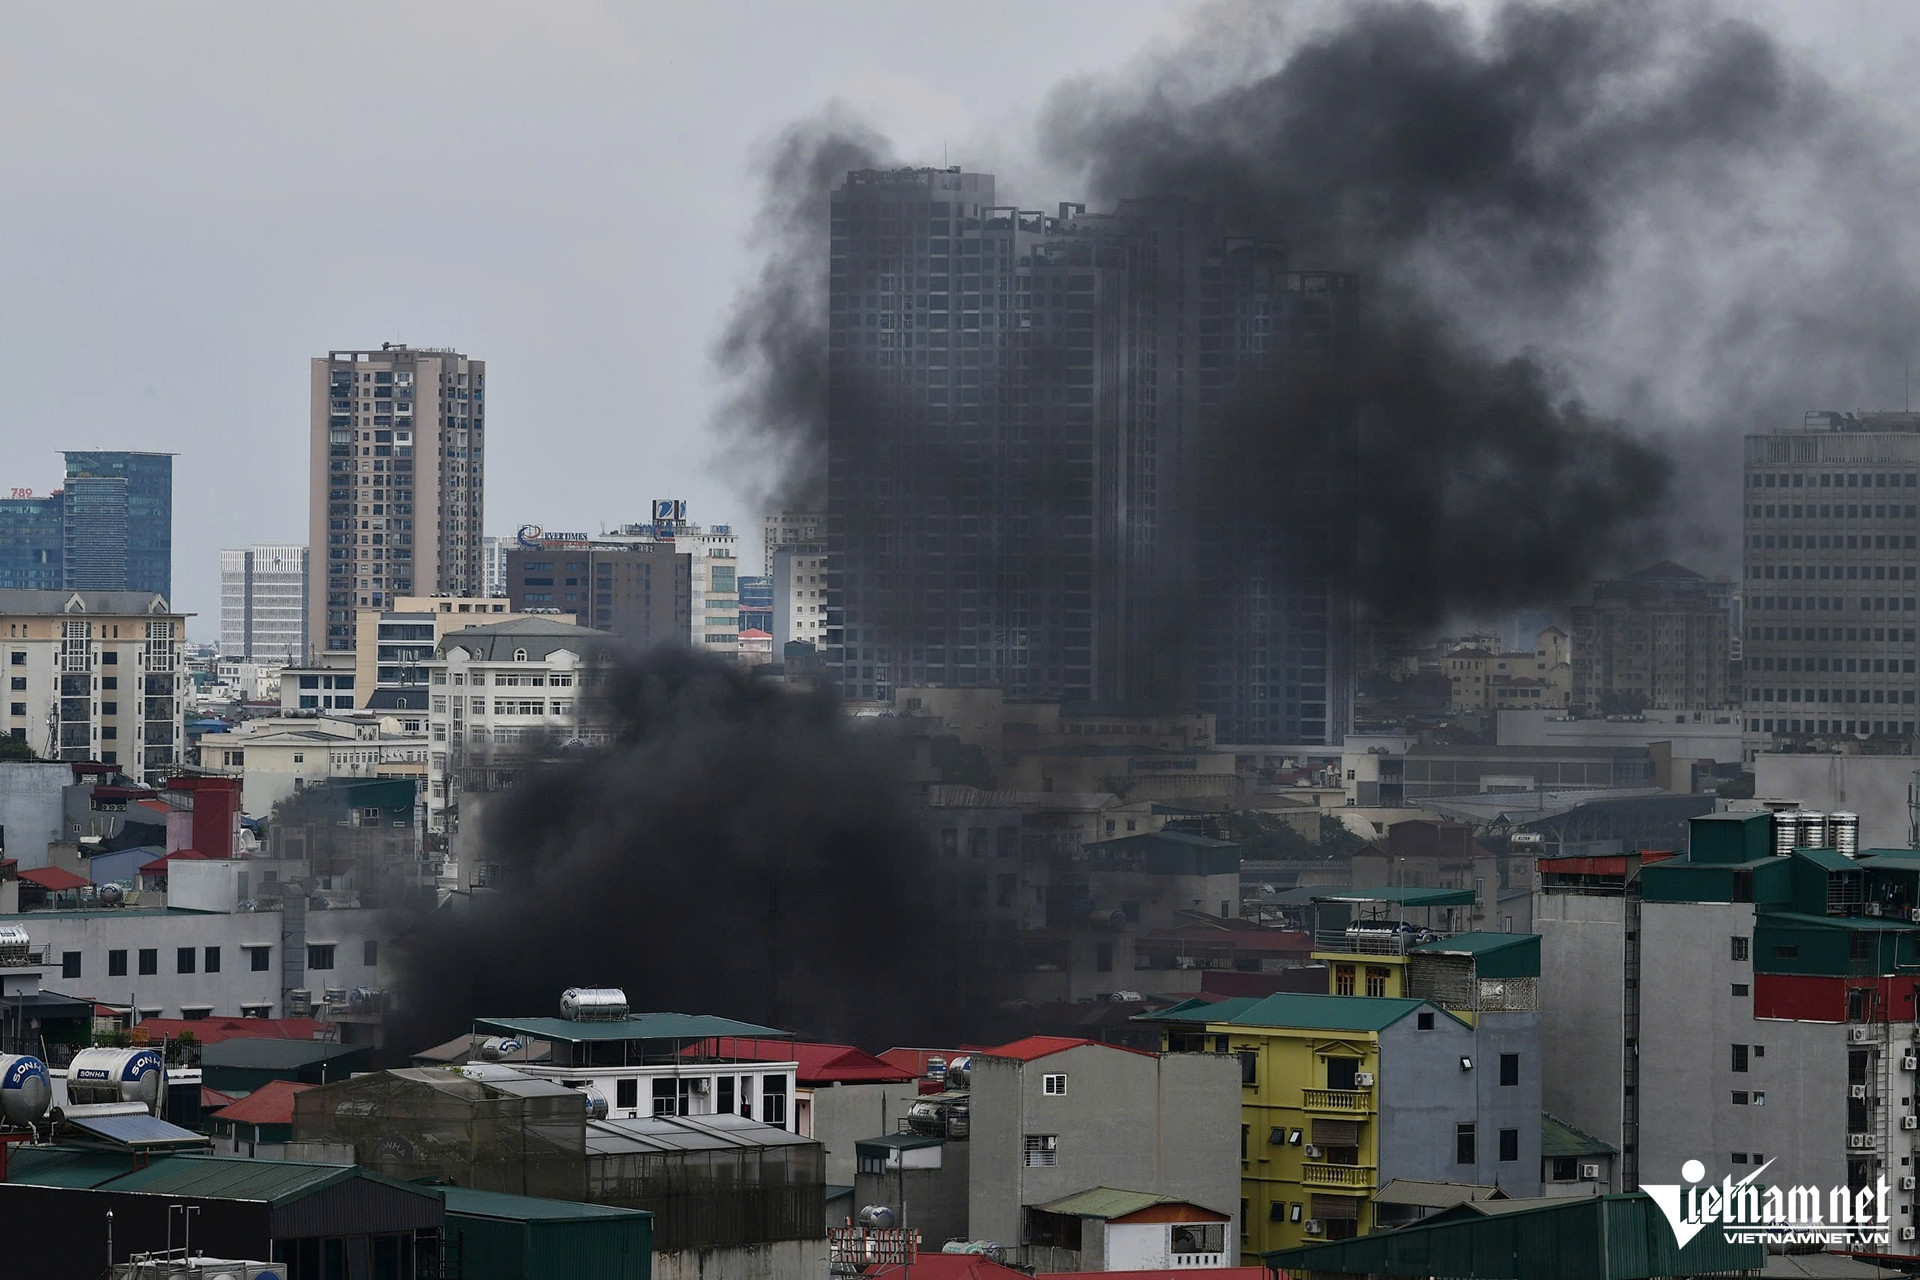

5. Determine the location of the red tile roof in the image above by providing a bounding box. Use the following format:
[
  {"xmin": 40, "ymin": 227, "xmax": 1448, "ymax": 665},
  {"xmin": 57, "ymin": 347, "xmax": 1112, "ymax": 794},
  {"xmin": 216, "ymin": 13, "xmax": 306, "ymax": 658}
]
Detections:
[
  {"xmin": 867, "ymin": 1256, "xmax": 1026, "ymax": 1280},
  {"xmin": 211, "ymin": 1078, "xmax": 314, "ymax": 1125},
  {"xmin": 878, "ymin": 1047, "xmax": 971, "ymax": 1078},
  {"xmin": 685, "ymin": 1039, "xmax": 916, "ymax": 1085},
  {"xmin": 200, "ymin": 1086, "xmax": 238, "ymax": 1111},
  {"xmin": 139, "ymin": 849, "xmax": 210, "ymax": 875},
  {"xmin": 19, "ymin": 866, "xmax": 89, "ymax": 891},
  {"xmin": 133, "ymin": 1017, "xmax": 329, "ymax": 1046},
  {"xmin": 979, "ymin": 1035, "xmax": 1154, "ymax": 1063},
  {"xmin": 1038, "ymin": 1271, "xmax": 1270, "ymax": 1280}
]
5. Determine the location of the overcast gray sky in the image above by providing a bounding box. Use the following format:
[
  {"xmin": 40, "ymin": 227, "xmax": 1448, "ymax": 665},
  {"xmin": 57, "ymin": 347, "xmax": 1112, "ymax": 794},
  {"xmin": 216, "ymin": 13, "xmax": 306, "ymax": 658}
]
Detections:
[{"xmin": 2, "ymin": 0, "xmax": 1912, "ymax": 639}]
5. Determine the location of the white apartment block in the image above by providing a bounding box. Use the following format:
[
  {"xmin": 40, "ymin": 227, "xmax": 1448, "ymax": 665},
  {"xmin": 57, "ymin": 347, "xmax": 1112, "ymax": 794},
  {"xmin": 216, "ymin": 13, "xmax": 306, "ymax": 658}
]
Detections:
[
  {"xmin": 0, "ymin": 590, "xmax": 188, "ymax": 785},
  {"xmin": 220, "ymin": 545, "xmax": 308, "ymax": 663},
  {"xmin": 772, "ymin": 545, "xmax": 829, "ymax": 653},
  {"xmin": 203, "ymin": 715, "xmax": 429, "ymax": 817},
  {"xmin": 424, "ymin": 617, "xmax": 616, "ymax": 833},
  {"xmin": 310, "ymin": 346, "xmax": 487, "ymax": 653},
  {"xmin": 762, "ymin": 511, "xmax": 823, "ymax": 575}
]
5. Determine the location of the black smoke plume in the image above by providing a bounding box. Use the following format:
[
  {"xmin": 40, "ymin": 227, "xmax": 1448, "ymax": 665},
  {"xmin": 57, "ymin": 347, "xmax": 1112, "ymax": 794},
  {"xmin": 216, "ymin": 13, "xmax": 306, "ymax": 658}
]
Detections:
[
  {"xmin": 394, "ymin": 647, "xmax": 998, "ymax": 1053},
  {"xmin": 717, "ymin": 0, "xmax": 1920, "ymax": 630}
]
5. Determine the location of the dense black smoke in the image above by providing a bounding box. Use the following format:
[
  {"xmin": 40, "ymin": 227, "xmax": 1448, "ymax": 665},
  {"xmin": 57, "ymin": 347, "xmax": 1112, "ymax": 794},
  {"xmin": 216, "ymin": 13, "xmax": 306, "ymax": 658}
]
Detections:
[
  {"xmin": 717, "ymin": 0, "xmax": 1920, "ymax": 630},
  {"xmin": 394, "ymin": 647, "xmax": 998, "ymax": 1053}
]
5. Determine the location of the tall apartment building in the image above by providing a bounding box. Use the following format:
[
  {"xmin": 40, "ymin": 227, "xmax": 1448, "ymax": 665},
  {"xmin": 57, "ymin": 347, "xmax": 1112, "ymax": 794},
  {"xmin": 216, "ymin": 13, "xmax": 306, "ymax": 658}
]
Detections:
[
  {"xmin": 504, "ymin": 539, "xmax": 687, "ymax": 649},
  {"xmin": 824, "ymin": 168, "xmax": 1355, "ymax": 742},
  {"xmin": 219, "ymin": 546, "xmax": 309, "ymax": 662},
  {"xmin": 1743, "ymin": 411, "xmax": 1920, "ymax": 760},
  {"xmin": 772, "ymin": 543, "xmax": 828, "ymax": 653},
  {"xmin": 309, "ymin": 346, "xmax": 486, "ymax": 653},
  {"xmin": 762, "ymin": 511, "xmax": 823, "ymax": 575},
  {"xmin": 62, "ymin": 451, "xmax": 173, "ymax": 597},
  {"xmin": 0, "ymin": 589, "xmax": 187, "ymax": 784},
  {"xmin": 480, "ymin": 534, "xmax": 509, "ymax": 599},
  {"xmin": 1571, "ymin": 561, "xmax": 1732, "ymax": 715}
]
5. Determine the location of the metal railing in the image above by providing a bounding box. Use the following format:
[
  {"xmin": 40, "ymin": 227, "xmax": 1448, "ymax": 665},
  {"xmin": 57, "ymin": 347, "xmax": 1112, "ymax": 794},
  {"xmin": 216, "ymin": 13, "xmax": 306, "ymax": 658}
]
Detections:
[
  {"xmin": 1302, "ymin": 1164, "xmax": 1376, "ymax": 1189},
  {"xmin": 1312, "ymin": 928, "xmax": 1449, "ymax": 956}
]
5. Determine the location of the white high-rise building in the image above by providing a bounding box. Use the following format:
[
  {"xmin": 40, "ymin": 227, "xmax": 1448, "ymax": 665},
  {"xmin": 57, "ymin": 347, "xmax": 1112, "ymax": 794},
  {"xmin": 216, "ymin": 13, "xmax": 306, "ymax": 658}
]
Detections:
[
  {"xmin": 481, "ymin": 535, "xmax": 509, "ymax": 599},
  {"xmin": 761, "ymin": 511, "xmax": 823, "ymax": 576},
  {"xmin": 220, "ymin": 545, "xmax": 309, "ymax": 662},
  {"xmin": 309, "ymin": 346, "xmax": 487, "ymax": 652}
]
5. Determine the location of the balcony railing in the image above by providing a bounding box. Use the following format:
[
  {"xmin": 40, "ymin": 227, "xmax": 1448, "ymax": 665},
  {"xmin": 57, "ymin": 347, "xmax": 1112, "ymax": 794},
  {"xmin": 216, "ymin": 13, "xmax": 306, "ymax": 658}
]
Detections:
[
  {"xmin": 1303, "ymin": 1089, "xmax": 1374, "ymax": 1113},
  {"xmin": 1302, "ymin": 1164, "xmax": 1377, "ymax": 1189},
  {"xmin": 1313, "ymin": 928, "xmax": 1449, "ymax": 956}
]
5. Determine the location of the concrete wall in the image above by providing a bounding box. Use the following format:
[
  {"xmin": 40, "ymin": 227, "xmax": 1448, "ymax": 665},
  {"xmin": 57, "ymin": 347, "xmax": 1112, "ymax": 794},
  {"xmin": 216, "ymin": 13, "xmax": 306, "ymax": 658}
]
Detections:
[
  {"xmin": 968, "ymin": 1045, "xmax": 1239, "ymax": 1249},
  {"xmin": 1534, "ymin": 890, "xmax": 1629, "ymax": 1153},
  {"xmin": 1376, "ymin": 1013, "xmax": 1480, "ymax": 1185},
  {"xmin": 1497, "ymin": 710, "xmax": 1743, "ymax": 763},
  {"xmin": 1471, "ymin": 1012, "xmax": 1544, "ymax": 1196},
  {"xmin": 1753, "ymin": 753, "xmax": 1915, "ymax": 850},
  {"xmin": 651, "ymin": 1238, "xmax": 827, "ymax": 1280},
  {"xmin": 853, "ymin": 1142, "xmax": 969, "ymax": 1248},
  {"xmin": 1638, "ymin": 901, "xmax": 1846, "ymax": 1192},
  {"xmin": 0, "ymin": 762, "xmax": 71, "ymax": 869},
  {"xmin": 808, "ymin": 1081, "xmax": 920, "ymax": 1185}
]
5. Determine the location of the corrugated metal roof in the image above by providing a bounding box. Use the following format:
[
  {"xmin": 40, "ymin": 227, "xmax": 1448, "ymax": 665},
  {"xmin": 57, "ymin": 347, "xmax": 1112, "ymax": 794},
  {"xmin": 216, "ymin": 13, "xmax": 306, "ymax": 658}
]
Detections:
[
  {"xmin": 1143, "ymin": 992, "xmax": 1459, "ymax": 1032},
  {"xmin": 441, "ymin": 1185, "xmax": 651, "ymax": 1223},
  {"xmin": 102, "ymin": 1154, "xmax": 360, "ymax": 1204},
  {"xmin": 474, "ymin": 1012, "xmax": 792, "ymax": 1043},
  {"xmin": 1264, "ymin": 1191, "xmax": 1764, "ymax": 1278},
  {"xmin": 211, "ymin": 1079, "xmax": 315, "ymax": 1125},
  {"xmin": 1370, "ymin": 1178, "xmax": 1503, "ymax": 1208},
  {"xmin": 5, "ymin": 1146, "xmax": 134, "ymax": 1188},
  {"xmin": 856, "ymin": 1135, "xmax": 946, "ymax": 1153},
  {"xmin": 1036, "ymin": 1186, "xmax": 1225, "ymax": 1220},
  {"xmin": 584, "ymin": 1113, "xmax": 815, "ymax": 1156},
  {"xmin": 1267, "ymin": 885, "xmax": 1478, "ymax": 906},
  {"xmin": 1411, "ymin": 932, "xmax": 1536, "ymax": 957},
  {"xmin": 202, "ymin": 1039, "xmax": 370, "ymax": 1069},
  {"xmin": 1796, "ymin": 846, "xmax": 1862, "ymax": 873},
  {"xmin": 1542, "ymin": 1112, "xmax": 1618, "ymax": 1159}
]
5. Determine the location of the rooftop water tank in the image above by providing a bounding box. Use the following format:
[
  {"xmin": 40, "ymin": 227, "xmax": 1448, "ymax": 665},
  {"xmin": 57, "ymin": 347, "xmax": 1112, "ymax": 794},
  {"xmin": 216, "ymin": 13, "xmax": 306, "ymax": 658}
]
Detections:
[
  {"xmin": 560, "ymin": 988, "xmax": 629, "ymax": 1022},
  {"xmin": 0, "ymin": 1055, "xmax": 51, "ymax": 1126},
  {"xmin": 66, "ymin": 1048, "xmax": 164, "ymax": 1109}
]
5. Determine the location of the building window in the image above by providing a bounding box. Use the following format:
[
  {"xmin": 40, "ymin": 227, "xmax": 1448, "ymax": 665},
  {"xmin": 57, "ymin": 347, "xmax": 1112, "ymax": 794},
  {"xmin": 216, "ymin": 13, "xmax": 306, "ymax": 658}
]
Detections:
[
  {"xmin": 1042, "ymin": 1073, "xmax": 1067, "ymax": 1096},
  {"xmin": 108, "ymin": 950, "xmax": 127, "ymax": 977},
  {"xmin": 1417, "ymin": 1011, "xmax": 1435, "ymax": 1030},
  {"xmin": 652, "ymin": 1078, "xmax": 676, "ymax": 1116},
  {"xmin": 61, "ymin": 952, "xmax": 80, "ymax": 980},
  {"xmin": 859, "ymin": 1150, "xmax": 886, "ymax": 1176},
  {"xmin": 308, "ymin": 945, "xmax": 336, "ymax": 971},
  {"xmin": 138, "ymin": 948, "xmax": 157, "ymax": 976},
  {"xmin": 246, "ymin": 946, "xmax": 270, "ymax": 972},
  {"xmin": 1095, "ymin": 942, "xmax": 1112, "ymax": 973},
  {"xmin": 762, "ymin": 1075, "xmax": 788, "ymax": 1126},
  {"xmin": 1732, "ymin": 983, "xmax": 1749, "ymax": 997},
  {"xmin": 1731, "ymin": 1044, "xmax": 1749, "ymax": 1073},
  {"xmin": 1024, "ymin": 1134, "xmax": 1058, "ymax": 1167},
  {"xmin": 1732, "ymin": 1091, "xmax": 1750, "ymax": 1105},
  {"xmin": 1456, "ymin": 1123, "xmax": 1476, "ymax": 1164},
  {"xmin": 1238, "ymin": 1050, "xmax": 1258, "ymax": 1086},
  {"xmin": 1499, "ymin": 1128, "xmax": 1519, "ymax": 1162},
  {"xmin": 1334, "ymin": 964, "xmax": 1355, "ymax": 996},
  {"xmin": 1499, "ymin": 1053, "xmax": 1519, "ymax": 1086},
  {"xmin": 204, "ymin": 947, "xmax": 219, "ymax": 974},
  {"xmin": 1731, "ymin": 936, "xmax": 1750, "ymax": 962},
  {"xmin": 176, "ymin": 947, "xmax": 195, "ymax": 974},
  {"xmin": 616, "ymin": 1078, "xmax": 638, "ymax": 1111},
  {"xmin": 1365, "ymin": 967, "xmax": 1389, "ymax": 998},
  {"xmin": 364, "ymin": 940, "xmax": 378, "ymax": 967},
  {"xmin": 1551, "ymin": 1156, "xmax": 1580, "ymax": 1181},
  {"xmin": 1326, "ymin": 1056, "xmax": 1359, "ymax": 1090},
  {"xmin": 180, "ymin": 1007, "xmax": 212, "ymax": 1022}
]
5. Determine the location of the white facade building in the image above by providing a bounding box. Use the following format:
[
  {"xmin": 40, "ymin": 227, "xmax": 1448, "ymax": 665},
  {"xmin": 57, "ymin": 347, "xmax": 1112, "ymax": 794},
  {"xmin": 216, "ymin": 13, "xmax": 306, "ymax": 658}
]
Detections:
[
  {"xmin": 761, "ymin": 511, "xmax": 823, "ymax": 576},
  {"xmin": 203, "ymin": 716, "xmax": 429, "ymax": 817},
  {"xmin": 220, "ymin": 545, "xmax": 309, "ymax": 663},
  {"xmin": 771, "ymin": 545, "xmax": 829, "ymax": 653},
  {"xmin": 0, "ymin": 590, "xmax": 188, "ymax": 785}
]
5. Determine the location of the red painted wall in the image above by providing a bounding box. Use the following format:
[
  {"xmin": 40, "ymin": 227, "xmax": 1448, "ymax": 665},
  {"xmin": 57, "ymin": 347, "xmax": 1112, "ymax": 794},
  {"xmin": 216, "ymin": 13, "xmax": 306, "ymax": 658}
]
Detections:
[
  {"xmin": 1756, "ymin": 973, "xmax": 1920, "ymax": 1023},
  {"xmin": 166, "ymin": 776, "xmax": 239, "ymax": 859}
]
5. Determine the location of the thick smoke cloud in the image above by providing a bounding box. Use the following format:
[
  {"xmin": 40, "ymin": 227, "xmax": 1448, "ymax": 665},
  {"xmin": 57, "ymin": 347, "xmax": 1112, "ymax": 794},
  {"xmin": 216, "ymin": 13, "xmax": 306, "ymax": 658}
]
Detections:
[
  {"xmin": 717, "ymin": 0, "xmax": 1920, "ymax": 628},
  {"xmin": 395, "ymin": 647, "xmax": 998, "ymax": 1053}
]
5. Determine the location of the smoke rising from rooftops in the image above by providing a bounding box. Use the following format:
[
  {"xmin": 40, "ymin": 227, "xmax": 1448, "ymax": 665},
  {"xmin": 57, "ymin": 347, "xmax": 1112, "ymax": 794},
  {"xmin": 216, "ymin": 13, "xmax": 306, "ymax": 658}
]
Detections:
[
  {"xmin": 394, "ymin": 647, "xmax": 998, "ymax": 1052},
  {"xmin": 716, "ymin": 0, "xmax": 1920, "ymax": 629}
]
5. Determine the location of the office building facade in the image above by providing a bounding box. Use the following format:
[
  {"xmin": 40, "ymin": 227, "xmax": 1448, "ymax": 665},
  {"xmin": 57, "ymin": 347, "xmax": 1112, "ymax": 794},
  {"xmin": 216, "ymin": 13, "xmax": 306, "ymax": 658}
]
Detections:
[
  {"xmin": 62, "ymin": 451, "xmax": 173, "ymax": 597},
  {"xmin": 1571, "ymin": 562, "xmax": 1732, "ymax": 714},
  {"xmin": 219, "ymin": 545, "xmax": 309, "ymax": 663},
  {"xmin": 1741, "ymin": 411, "xmax": 1920, "ymax": 760},
  {"xmin": 823, "ymin": 167, "xmax": 1353, "ymax": 741},
  {"xmin": 505, "ymin": 539, "xmax": 688, "ymax": 650},
  {"xmin": 309, "ymin": 346, "xmax": 486, "ymax": 652},
  {"xmin": 0, "ymin": 492, "xmax": 63, "ymax": 591}
]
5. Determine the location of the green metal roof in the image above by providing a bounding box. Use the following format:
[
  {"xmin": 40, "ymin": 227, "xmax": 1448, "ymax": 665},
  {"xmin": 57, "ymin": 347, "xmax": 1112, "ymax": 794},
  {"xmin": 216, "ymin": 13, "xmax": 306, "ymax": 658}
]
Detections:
[
  {"xmin": 1300, "ymin": 886, "xmax": 1478, "ymax": 907},
  {"xmin": 201, "ymin": 1039, "xmax": 371, "ymax": 1069},
  {"xmin": 1759, "ymin": 910, "xmax": 1919, "ymax": 932},
  {"xmin": 1264, "ymin": 1190, "xmax": 1763, "ymax": 1279},
  {"xmin": 441, "ymin": 1185, "xmax": 652, "ymax": 1223},
  {"xmin": 96, "ymin": 1154, "xmax": 389, "ymax": 1206},
  {"xmin": 4, "ymin": 1146, "xmax": 134, "ymax": 1188},
  {"xmin": 1542, "ymin": 1112, "xmax": 1617, "ymax": 1159},
  {"xmin": 1143, "ymin": 992, "xmax": 1459, "ymax": 1033},
  {"xmin": 1854, "ymin": 851, "xmax": 1920, "ymax": 871},
  {"xmin": 1037, "ymin": 1186, "xmax": 1225, "ymax": 1220},
  {"xmin": 1794, "ymin": 847, "xmax": 1861, "ymax": 873},
  {"xmin": 855, "ymin": 1134, "xmax": 946, "ymax": 1153},
  {"xmin": 1410, "ymin": 932, "xmax": 1535, "ymax": 956},
  {"xmin": 473, "ymin": 1013, "xmax": 794, "ymax": 1044}
]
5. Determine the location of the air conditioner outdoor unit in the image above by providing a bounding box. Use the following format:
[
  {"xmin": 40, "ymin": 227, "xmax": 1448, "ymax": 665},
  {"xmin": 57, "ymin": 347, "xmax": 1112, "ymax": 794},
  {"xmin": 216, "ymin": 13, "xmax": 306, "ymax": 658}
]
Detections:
[
  {"xmin": 1303, "ymin": 1220, "xmax": 1324, "ymax": 1236},
  {"xmin": 1580, "ymin": 1163, "xmax": 1601, "ymax": 1180},
  {"xmin": 1853, "ymin": 1084, "xmax": 1871, "ymax": 1100},
  {"xmin": 1903, "ymin": 1176, "xmax": 1917, "ymax": 1191},
  {"xmin": 1355, "ymin": 1072, "xmax": 1375, "ymax": 1087},
  {"xmin": 1903, "ymin": 1115, "xmax": 1917, "ymax": 1131},
  {"xmin": 1852, "ymin": 1027, "xmax": 1875, "ymax": 1043},
  {"xmin": 1910, "ymin": 909, "xmax": 1920, "ymax": 924},
  {"xmin": 1906, "ymin": 1054, "xmax": 1919, "ymax": 1071},
  {"xmin": 690, "ymin": 1077, "xmax": 710, "ymax": 1095},
  {"xmin": 1850, "ymin": 1134, "xmax": 1876, "ymax": 1149},
  {"xmin": 1904, "ymin": 1226, "xmax": 1918, "ymax": 1242},
  {"xmin": 1868, "ymin": 903, "xmax": 1886, "ymax": 916},
  {"xmin": 1304, "ymin": 1145, "xmax": 1323, "ymax": 1160}
]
